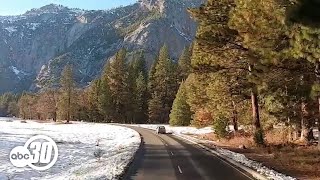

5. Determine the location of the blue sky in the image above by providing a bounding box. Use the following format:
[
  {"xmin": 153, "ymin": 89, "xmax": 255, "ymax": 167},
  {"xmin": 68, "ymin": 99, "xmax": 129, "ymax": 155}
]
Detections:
[{"xmin": 0, "ymin": 0, "xmax": 137, "ymax": 15}]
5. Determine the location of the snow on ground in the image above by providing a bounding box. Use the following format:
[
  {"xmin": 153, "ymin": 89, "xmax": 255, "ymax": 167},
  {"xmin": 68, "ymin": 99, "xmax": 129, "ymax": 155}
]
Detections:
[
  {"xmin": 313, "ymin": 128, "xmax": 319, "ymax": 138},
  {"xmin": 4, "ymin": 26, "xmax": 17, "ymax": 34},
  {"xmin": 132, "ymin": 124, "xmax": 213, "ymax": 135},
  {"xmin": 9, "ymin": 66, "xmax": 21, "ymax": 75},
  {"xmin": 0, "ymin": 118, "xmax": 140, "ymax": 180},
  {"xmin": 26, "ymin": 23, "xmax": 41, "ymax": 31},
  {"xmin": 135, "ymin": 124, "xmax": 295, "ymax": 180}
]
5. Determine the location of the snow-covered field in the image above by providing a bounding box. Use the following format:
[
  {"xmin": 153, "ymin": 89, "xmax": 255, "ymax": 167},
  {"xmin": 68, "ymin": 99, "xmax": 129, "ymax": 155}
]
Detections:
[
  {"xmin": 135, "ymin": 124, "xmax": 295, "ymax": 180},
  {"xmin": 0, "ymin": 118, "xmax": 140, "ymax": 180}
]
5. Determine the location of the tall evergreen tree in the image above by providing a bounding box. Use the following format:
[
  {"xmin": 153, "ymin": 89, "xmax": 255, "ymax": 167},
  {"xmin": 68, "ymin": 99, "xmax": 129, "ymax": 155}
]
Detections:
[
  {"xmin": 230, "ymin": 0, "xmax": 288, "ymax": 144},
  {"xmin": 0, "ymin": 92, "xmax": 19, "ymax": 117},
  {"xmin": 178, "ymin": 46, "xmax": 192, "ymax": 81},
  {"xmin": 18, "ymin": 93, "xmax": 28, "ymax": 119},
  {"xmin": 287, "ymin": 0, "xmax": 320, "ymax": 146},
  {"xmin": 148, "ymin": 45, "xmax": 179, "ymax": 123},
  {"xmin": 188, "ymin": 0, "xmax": 288, "ymax": 144},
  {"xmin": 129, "ymin": 52, "xmax": 148, "ymax": 123},
  {"xmin": 132, "ymin": 51, "xmax": 148, "ymax": 79},
  {"xmin": 99, "ymin": 61, "xmax": 114, "ymax": 122},
  {"xmin": 169, "ymin": 81, "xmax": 192, "ymax": 126},
  {"xmin": 187, "ymin": 0, "xmax": 246, "ymax": 129},
  {"xmin": 58, "ymin": 64, "xmax": 76, "ymax": 123},
  {"xmin": 87, "ymin": 79, "xmax": 103, "ymax": 122},
  {"xmin": 134, "ymin": 72, "xmax": 148, "ymax": 123},
  {"xmin": 148, "ymin": 93, "xmax": 162, "ymax": 123},
  {"xmin": 36, "ymin": 90, "xmax": 58, "ymax": 121},
  {"xmin": 148, "ymin": 55, "xmax": 159, "ymax": 99},
  {"xmin": 108, "ymin": 48, "xmax": 130, "ymax": 123}
]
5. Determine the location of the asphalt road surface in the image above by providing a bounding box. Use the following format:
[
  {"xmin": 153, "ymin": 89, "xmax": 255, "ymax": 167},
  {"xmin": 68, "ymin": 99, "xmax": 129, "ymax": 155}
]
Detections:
[{"xmin": 122, "ymin": 126, "xmax": 255, "ymax": 180}]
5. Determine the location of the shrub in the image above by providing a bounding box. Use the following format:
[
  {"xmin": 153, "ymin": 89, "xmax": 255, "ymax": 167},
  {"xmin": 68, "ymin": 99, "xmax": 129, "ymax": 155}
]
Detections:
[
  {"xmin": 213, "ymin": 116, "xmax": 228, "ymax": 139},
  {"xmin": 192, "ymin": 109, "xmax": 213, "ymax": 128},
  {"xmin": 169, "ymin": 81, "xmax": 192, "ymax": 126},
  {"xmin": 254, "ymin": 129, "xmax": 265, "ymax": 146}
]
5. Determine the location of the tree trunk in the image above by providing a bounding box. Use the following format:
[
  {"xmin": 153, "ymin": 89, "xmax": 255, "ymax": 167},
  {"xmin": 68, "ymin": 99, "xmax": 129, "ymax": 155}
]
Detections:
[
  {"xmin": 248, "ymin": 64, "xmax": 263, "ymax": 145},
  {"xmin": 232, "ymin": 100, "xmax": 238, "ymax": 132},
  {"xmin": 318, "ymin": 97, "xmax": 320, "ymax": 148},
  {"xmin": 53, "ymin": 112, "xmax": 57, "ymax": 122},
  {"xmin": 248, "ymin": 64, "xmax": 261, "ymax": 130},
  {"xmin": 318, "ymin": 125, "xmax": 320, "ymax": 149},
  {"xmin": 67, "ymin": 91, "xmax": 71, "ymax": 123},
  {"xmin": 300, "ymin": 101, "xmax": 308, "ymax": 142},
  {"xmin": 251, "ymin": 89, "xmax": 261, "ymax": 129},
  {"xmin": 315, "ymin": 62, "xmax": 320, "ymax": 148},
  {"xmin": 287, "ymin": 117, "xmax": 293, "ymax": 142},
  {"xmin": 251, "ymin": 88, "xmax": 264, "ymax": 145},
  {"xmin": 67, "ymin": 111, "xmax": 70, "ymax": 123}
]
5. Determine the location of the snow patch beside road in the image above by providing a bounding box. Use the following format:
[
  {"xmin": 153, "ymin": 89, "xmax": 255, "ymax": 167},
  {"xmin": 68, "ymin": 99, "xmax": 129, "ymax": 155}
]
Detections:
[
  {"xmin": 133, "ymin": 124, "xmax": 213, "ymax": 135},
  {"xmin": 0, "ymin": 118, "xmax": 140, "ymax": 180}
]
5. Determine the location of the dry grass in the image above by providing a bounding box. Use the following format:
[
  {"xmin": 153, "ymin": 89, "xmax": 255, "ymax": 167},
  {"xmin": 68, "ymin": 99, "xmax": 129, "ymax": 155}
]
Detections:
[
  {"xmin": 245, "ymin": 145, "xmax": 320, "ymax": 180},
  {"xmin": 193, "ymin": 130, "xmax": 255, "ymax": 148},
  {"xmin": 265, "ymin": 128, "xmax": 290, "ymax": 145},
  {"xmin": 192, "ymin": 129, "xmax": 320, "ymax": 180}
]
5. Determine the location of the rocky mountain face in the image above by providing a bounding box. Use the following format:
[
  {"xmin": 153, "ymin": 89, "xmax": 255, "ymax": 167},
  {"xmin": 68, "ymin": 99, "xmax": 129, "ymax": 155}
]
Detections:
[{"xmin": 0, "ymin": 0, "xmax": 204, "ymax": 93}]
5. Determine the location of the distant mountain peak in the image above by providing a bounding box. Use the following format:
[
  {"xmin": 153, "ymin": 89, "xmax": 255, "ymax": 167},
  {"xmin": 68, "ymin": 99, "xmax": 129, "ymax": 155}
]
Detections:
[
  {"xmin": 138, "ymin": 0, "xmax": 166, "ymax": 12},
  {"xmin": 40, "ymin": 4, "xmax": 66, "ymax": 10},
  {"xmin": 25, "ymin": 4, "xmax": 70, "ymax": 15}
]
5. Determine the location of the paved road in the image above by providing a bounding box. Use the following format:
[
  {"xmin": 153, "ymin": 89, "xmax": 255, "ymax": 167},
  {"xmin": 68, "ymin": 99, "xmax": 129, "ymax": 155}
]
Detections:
[{"xmin": 122, "ymin": 126, "xmax": 254, "ymax": 180}]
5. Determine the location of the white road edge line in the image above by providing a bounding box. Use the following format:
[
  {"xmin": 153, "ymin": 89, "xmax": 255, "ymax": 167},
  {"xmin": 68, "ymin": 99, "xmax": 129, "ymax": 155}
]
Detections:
[{"xmin": 178, "ymin": 165, "xmax": 183, "ymax": 174}]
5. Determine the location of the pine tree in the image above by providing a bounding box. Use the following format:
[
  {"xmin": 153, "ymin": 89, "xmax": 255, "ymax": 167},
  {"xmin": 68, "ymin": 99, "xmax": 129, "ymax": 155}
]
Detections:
[
  {"xmin": 18, "ymin": 93, "xmax": 28, "ymax": 119},
  {"xmin": 229, "ymin": 0, "xmax": 288, "ymax": 144},
  {"xmin": 0, "ymin": 92, "xmax": 19, "ymax": 117},
  {"xmin": 169, "ymin": 81, "xmax": 192, "ymax": 126},
  {"xmin": 148, "ymin": 45, "xmax": 179, "ymax": 123},
  {"xmin": 187, "ymin": 0, "xmax": 245, "ymax": 130},
  {"xmin": 148, "ymin": 55, "xmax": 159, "ymax": 100},
  {"xmin": 76, "ymin": 89, "xmax": 91, "ymax": 121},
  {"xmin": 206, "ymin": 72, "xmax": 249, "ymax": 131},
  {"xmin": 58, "ymin": 64, "xmax": 76, "ymax": 123},
  {"xmin": 178, "ymin": 47, "xmax": 192, "ymax": 81},
  {"xmin": 148, "ymin": 93, "xmax": 162, "ymax": 123},
  {"xmin": 287, "ymin": 0, "xmax": 320, "ymax": 146},
  {"xmin": 87, "ymin": 79, "xmax": 103, "ymax": 122},
  {"xmin": 99, "ymin": 61, "xmax": 114, "ymax": 122},
  {"xmin": 108, "ymin": 48, "xmax": 130, "ymax": 123},
  {"xmin": 128, "ymin": 52, "xmax": 149, "ymax": 124},
  {"xmin": 134, "ymin": 72, "xmax": 148, "ymax": 123},
  {"xmin": 188, "ymin": 0, "xmax": 288, "ymax": 144},
  {"xmin": 132, "ymin": 51, "xmax": 148, "ymax": 79},
  {"xmin": 36, "ymin": 90, "xmax": 58, "ymax": 121}
]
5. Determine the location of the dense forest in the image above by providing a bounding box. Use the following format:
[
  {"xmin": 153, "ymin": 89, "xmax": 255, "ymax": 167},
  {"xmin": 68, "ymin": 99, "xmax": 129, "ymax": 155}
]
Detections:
[
  {"xmin": 0, "ymin": 45, "xmax": 189, "ymax": 125},
  {"xmin": 1, "ymin": 0, "xmax": 320, "ymax": 147}
]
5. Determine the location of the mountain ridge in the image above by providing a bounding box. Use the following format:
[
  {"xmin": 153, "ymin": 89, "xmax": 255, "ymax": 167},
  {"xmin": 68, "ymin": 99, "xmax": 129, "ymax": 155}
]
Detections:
[{"xmin": 0, "ymin": 0, "xmax": 204, "ymax": 93}]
